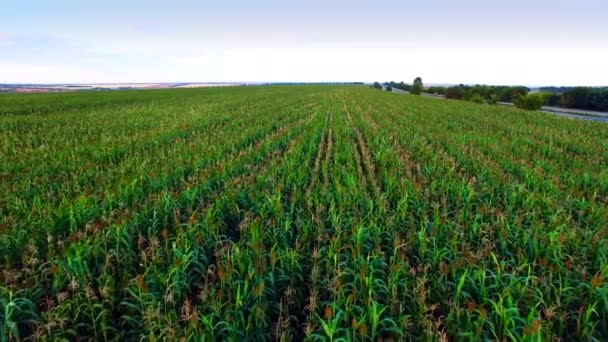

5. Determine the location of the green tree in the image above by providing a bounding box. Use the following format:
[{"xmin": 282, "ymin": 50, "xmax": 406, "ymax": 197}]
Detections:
[
  {"xmin": 514, "ymin": 93, "xmax": 545, "ymax": 110},
  {"xmin": 411, "ymin": 77, "xmax": 423, "ymax": 95},
  {"xmin": 561, "ymin": 87, "xmax": 593, "ymax": 109},
  {"xmin": 589, "ymin": 90, "xmax": 608, "ymax": 111},
  {"xmin": 445, "ymin": 86, "xmax": 465, "ymax": 99}
]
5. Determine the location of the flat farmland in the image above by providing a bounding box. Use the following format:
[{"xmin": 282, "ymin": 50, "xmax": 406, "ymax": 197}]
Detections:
[{"xmin": 1, "ymin": 85, "xmax": 607, "ymax": 340}]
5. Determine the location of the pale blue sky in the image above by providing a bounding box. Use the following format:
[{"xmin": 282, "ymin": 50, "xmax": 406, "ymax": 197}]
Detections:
[{"xmin": 1, "ymin": 0, "xmax": 607, "ymax": 85}]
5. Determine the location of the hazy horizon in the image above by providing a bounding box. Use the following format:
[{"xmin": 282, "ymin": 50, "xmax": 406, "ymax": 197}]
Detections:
[
  {"xmin": 1, "ymin": 0, "xmax": 607, "ymax": 86},
  {"xmin": 4, "ymin": 82, "xmax": 605, "ymax": 89}
]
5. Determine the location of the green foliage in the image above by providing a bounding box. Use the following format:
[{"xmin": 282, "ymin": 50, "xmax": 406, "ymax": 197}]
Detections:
[
  {"xmin": 444, "ymin": 84, "xmax": 529, "ymax": 104},
  {"xmin": 470, "ymin": 94, "xmax": 485, "ymax": 104},
  {"xmin": 560, "ymin": 87, "xmax": 608, "ymax": 111},
  {"xmin": 411, "ymin": 85, "xmax": 422, "ymax": 95},
  {"xmin": 385, "ymin": 81, "xmax": 412, "ymax": 92},
  {"xmin": 1, "ymin": 85, "xmax": 607, "ymax": 340},
  {"xmin": 540, "ymin": 87, "xmax": 608, "ymax": 111},
  {"xmin": 401, "ymin": 83, "xmax": 412, "ymax": 91},
  {"xmin": 495, "ymin": 86, "xmax": 529, "ymax": 102},
  {"xmin": 487, "ymin": 94, "xmax": 498, "ymax": 105},
  {"xmin": 561, "ymin": 87, "xmax": 593, "ymax": 108},
  {"xmin": 426, "ymin": 86, "xmax": 446, "ymax": 95},
  {"xmin": 411, "ymin": 77, "xmax": 423, "ymax": 95},
  {"xmin": 544, "ymin": 93, "xmax": 562, "ymax": 106},
  {"xmin": 514, "ymin": 93, "xmax": 546, "ymax": 110},
  {"xmin": 372, "ymin": 82, "xmax": 382, "ymax": 90},
  {"xmin": 446, "ymin": 85, "xmax": 465, "ymax": 99},
  {"xmin": 589, "ymin": 90, "xmax": 608, "ymax": 110}
]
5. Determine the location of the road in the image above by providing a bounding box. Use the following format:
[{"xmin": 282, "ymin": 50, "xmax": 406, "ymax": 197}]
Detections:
[{"xmin": 388, "ymin": 88, "xmax": 608, "ymax": 123}]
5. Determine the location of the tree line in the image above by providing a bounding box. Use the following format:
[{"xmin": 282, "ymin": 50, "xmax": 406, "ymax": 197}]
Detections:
[
  {"xmin": 427, "ymin": 84, "xmax": 546, "ymax": 110},
  {"xmin": 377, "ymin": 81, "xmax": 529, "ymax": 103},
  {"xmin": 543, "ymin": 87, "xmax": 608, "ymax": 111},
  {"xmin": 374, "ymin": 79, "xmax": 540, "ymax": 109},
  {"xmin": 373, "ymin": 79, "xmax": 608, "ymax": 112}
]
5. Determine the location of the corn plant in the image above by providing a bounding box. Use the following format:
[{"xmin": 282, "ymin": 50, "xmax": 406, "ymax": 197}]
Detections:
[{"xmin": 0, "ymin": 85, "xmax": 607, "ymax": 340}]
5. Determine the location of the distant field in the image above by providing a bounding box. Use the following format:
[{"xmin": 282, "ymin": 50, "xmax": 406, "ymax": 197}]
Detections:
[
  {"xmin": 1, "ymin": 86, "xmax": 607, "ymax": 340},
  {"xmin": 0, "ymin": 82, "xmax": 241, "ymax": 93}
]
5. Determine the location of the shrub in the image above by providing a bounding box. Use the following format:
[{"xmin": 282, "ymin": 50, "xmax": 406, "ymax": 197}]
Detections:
[
  {"xmin": 427, "ymin": 86, "xmax": 446, "ymax": 95},
  {"xmin": 514, "ymin": 93, "xmax": 545, "ymax": 110},
  {"xmin": 445, "ymin": 86, "xmax": 465, "ymax": 100},
  {"xmin": 470, "ymin": 94, "xmax": 484, "ymax": 104},
  {"xmin": 487, "ymin": 94, "xmax": 498, "ymax": 105},
  {"xmin": 385, "ymin": 86, "xmax": 392, "ymax": 92}
]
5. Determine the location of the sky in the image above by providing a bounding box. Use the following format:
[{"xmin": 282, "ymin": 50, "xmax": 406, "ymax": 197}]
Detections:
[{"xmin": 1, "ymin": 0, "xmax": 607, "ymax": 86}]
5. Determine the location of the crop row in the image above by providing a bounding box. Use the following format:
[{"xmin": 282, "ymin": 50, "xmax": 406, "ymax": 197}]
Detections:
[{"xmin": 0, "ymin": 85, "xmax": 606, "ymax": 340}]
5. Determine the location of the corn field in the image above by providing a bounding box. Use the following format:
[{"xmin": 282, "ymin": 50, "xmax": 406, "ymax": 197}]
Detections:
[{"xmin": 1, "ymin": 85, "xmax": 607, "ymax": 340}]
